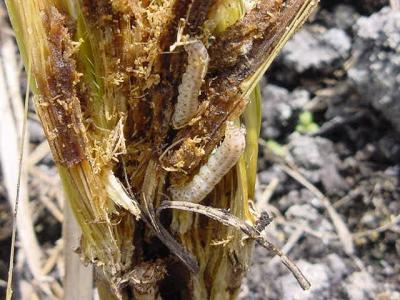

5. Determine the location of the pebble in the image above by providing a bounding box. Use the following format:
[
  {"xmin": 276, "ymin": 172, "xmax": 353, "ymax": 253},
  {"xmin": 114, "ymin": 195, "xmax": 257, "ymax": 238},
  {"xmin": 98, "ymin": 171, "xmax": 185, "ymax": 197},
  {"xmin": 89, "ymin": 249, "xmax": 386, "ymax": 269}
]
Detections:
[
  {"xmin": 261, "ymin": 84, "xmax": 311, "ymax": 139},
  {"xmin": 261, "ymin": 84, "xmax": 292, "ymax": 139},
  {"xmin": 377, "ymin": 133, "xmax": 400, "ymax": 163},
  {"xmin": 288, "ymin": 135, "xmax": 349, "ymax": 195},
  {"xmin": 281, "ymin": 27, "xmax": 351, "ymax": 73},
  {"xmin": 349, "ymin": 7, "xmax": 400, "ymax": 132},
  {"xmin": 343, "ymin": 271, "xmax": 377, "ymax": 300},
  {"xmin": 325, "ymin": 253, "xmax": 349, "ymax": 283},
  {"xmin": 285, "ymin": 204, "xmax": 319, "ymax": 222}
]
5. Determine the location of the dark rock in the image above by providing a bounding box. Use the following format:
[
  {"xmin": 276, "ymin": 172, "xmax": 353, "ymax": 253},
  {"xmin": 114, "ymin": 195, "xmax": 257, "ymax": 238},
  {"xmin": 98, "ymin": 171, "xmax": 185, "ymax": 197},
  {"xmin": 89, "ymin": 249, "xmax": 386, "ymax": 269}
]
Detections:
[
  {"xmin": 243, "ymin": 4, "xmax": 399, "ymax": 300},
  {"xmin": 377, "ymin": 133, "xmax": 400, "ymax": 163},
  {"xmin": 261, "ymin": 84, "xmax": 292, "ymax": 139},
  {"xmin": 261, "ymin": 84, "xmax": 312, "ymax": 139},
  {"xmin": 40, "ymin": 153, "xmax": 54, "ymax": 166},
  {"xmin": 354, "ymin": 0, "xmax": 388, "ymax": 14},
  {"xmin": 320, "ymin": 163, "xmax": 350, "ymax": 196},
  {"xmin": 289, "ymin": 135, "xmax": 334, "ymax": 170},
  {"xmin": 323, "ymin": 83, "xmax": 355, "ymax": 120},
  {"xmin": 281, "ymin": 26, "xmax": 351, "ymax": 73},
  {"xmin": 348, "ymin": 7, "xmax": 400, "ymax": 132},
  {"xmin": 288, "ymin": 135, "xmax": 349, "ymax": 195},
  {"xmin": 298, "ymin": 235, "xmax": 332, "ymax": 257},
  {"xmin": 318, "ymin": 5, "xmax": 360, "ymax": 32}
]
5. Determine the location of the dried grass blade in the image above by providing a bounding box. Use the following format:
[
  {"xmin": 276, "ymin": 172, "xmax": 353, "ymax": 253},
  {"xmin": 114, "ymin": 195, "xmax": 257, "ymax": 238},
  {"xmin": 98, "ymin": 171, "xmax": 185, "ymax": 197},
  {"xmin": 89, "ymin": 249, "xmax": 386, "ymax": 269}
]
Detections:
[{"xmin": 4, "ymin": 60, "xmax": 31, "ymax": 300}]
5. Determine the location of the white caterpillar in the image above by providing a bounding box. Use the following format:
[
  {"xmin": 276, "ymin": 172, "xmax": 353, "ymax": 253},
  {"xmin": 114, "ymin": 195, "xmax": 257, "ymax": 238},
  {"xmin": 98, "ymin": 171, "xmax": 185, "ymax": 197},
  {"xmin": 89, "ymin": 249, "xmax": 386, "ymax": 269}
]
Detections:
[
  {"xmin": 169, "ymin": 122, "xmax": 246, "ymax": 203},
  {"xmin": 172, "ymin": 41, "xmax": 209, "ymax": 129}
]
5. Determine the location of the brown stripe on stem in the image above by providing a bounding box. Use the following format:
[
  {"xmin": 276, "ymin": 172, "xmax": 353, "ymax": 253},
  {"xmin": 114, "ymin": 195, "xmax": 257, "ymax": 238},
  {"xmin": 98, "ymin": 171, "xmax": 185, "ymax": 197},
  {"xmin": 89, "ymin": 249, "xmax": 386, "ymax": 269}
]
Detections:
[
  {"xmin": 208, "ymin": 0, "xmax": 283, "ymax": 72},
  {"xmin": 35, "ymin": 7, "xmax": 85, "ymax": 166}
]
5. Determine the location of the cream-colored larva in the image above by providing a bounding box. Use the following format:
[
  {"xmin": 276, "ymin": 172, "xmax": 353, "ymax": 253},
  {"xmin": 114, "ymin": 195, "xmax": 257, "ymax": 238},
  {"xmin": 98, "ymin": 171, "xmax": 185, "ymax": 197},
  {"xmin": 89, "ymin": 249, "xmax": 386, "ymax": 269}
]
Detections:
[
  {"xmin": 172, "ymin": 41, "xmax": 209, "ymax": 129},
  {"xmin": 170, "ymin": 122, "xmax": 246, "ymax": 203}
]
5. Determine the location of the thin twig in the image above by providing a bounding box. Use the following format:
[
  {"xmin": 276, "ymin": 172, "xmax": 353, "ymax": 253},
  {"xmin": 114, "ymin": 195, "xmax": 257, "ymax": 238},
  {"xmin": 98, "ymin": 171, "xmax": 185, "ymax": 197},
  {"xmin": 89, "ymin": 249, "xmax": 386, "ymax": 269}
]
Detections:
[
  {"xmin": 27, "ymin": 140, "xmax": 51, "ymax": 167},
  {"xmin": 41, "ymin": 240, "xmax": 63, "ymax": 276},
  {"xmin": 4, "ymin": 60, "xmax": 31, "ymax": 300},
  {"xmin": 333, "ymin": 189, "xmax": 361, "ymax": 209},
  {"xmin": 353, "ymin": 214, "xmax": 400, "ymax": 238},
  {"xmin": 19, "ymin": 280, "xmax": 40, "ymax": 300},
  {"xmin": 29, "ymin": 166, "xmax": 58, "ymax": 186},
  {"xmin": 49, "ymin": 280, "xmax": 64, "ymax": 299},
  {"xmin": 37, "ymin": 194, "xmax": 64, "ymax": 223},
  {"xmin": 259, "ymin": 138, "xmax": 355, "ymax": 256},
  {"xmin": 158, "ymin": 201, "xmax": 311, "ymax": 290},
  {"xmin": 259, "ymin": 177, "xmax": 279, "ymax": 204},
  {"xmin": 279, "ymin": 164, "xmax": 355, "ymax": 256},
  {"xmin": 267, "ymin": 226, "xmax": 304, "ymax": 268}
]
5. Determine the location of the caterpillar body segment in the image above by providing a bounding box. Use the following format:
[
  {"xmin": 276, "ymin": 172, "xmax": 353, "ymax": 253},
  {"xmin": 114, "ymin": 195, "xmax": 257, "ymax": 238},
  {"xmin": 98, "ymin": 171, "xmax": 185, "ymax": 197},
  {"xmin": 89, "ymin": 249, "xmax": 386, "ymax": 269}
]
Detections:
[
  {"xmin": 170, "ymin": 122, "xmax": 246, "ymax": 203},
  {"xmin": 172, "ymin": 41, "xmax": 209, "ymax": 129}
]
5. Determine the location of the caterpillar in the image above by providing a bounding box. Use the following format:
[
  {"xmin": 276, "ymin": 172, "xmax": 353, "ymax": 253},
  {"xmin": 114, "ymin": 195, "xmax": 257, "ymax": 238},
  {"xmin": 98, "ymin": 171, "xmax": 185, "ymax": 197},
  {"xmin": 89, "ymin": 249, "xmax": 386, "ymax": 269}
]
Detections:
[
  {"xmin": 172, "ymin": 40, "xmax": 209, "ymax": 129},
  {"xmin": 169, "ymin": 121, "xmax": 246, "ymax": 203}
]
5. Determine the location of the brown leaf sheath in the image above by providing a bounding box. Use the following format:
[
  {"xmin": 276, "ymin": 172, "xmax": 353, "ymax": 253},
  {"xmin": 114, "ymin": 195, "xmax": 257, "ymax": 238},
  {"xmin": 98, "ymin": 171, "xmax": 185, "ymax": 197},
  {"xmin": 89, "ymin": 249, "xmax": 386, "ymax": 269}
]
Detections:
[
  {"xmin": 186, "ymin": 0, "xmax": 216, "ymax": 35},
  {"xmin": 35, "ymin": 7, "xmax": 85, "ymax": 167},
  {"xmin": 208, "ymin": 0, "xmax": 283, "ymax": 72}
]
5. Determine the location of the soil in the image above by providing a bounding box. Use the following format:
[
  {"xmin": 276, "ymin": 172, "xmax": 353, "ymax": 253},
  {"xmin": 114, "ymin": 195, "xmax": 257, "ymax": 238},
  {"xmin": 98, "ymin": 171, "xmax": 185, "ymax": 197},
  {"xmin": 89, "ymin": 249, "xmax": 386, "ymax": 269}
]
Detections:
[
  {"xmin": 0, "ymin": 1, "xmax": 399, "ymax": 299},
  {"xmin": 241, "ymin": 2, "xmax": 400, "ymax": 299}
]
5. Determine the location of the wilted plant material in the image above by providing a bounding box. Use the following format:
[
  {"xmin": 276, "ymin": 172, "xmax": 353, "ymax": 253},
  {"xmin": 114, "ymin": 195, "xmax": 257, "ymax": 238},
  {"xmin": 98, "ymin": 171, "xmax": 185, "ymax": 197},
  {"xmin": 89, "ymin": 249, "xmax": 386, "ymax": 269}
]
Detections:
[{"xmin": 6, "ymin": 0, "xmax": 318, "ymax": 299}]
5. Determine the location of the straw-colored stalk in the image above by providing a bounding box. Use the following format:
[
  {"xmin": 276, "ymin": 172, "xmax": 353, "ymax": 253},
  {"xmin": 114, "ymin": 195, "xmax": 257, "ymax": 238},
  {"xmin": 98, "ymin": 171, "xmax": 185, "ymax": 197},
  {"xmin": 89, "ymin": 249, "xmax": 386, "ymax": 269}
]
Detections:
[{"xmin": 6, "ymin": 0, "xmax": 318, "ymax": 299}]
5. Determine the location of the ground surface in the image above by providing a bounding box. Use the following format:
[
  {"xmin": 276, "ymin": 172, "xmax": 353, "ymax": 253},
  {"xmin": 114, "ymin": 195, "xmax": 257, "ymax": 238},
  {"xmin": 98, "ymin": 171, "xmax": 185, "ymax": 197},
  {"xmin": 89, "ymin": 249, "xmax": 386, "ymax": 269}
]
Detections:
[
  {"xmin": 240, "ymin": 1, "xmax": 400, "ymax": 299},
  {"xmin": 0, "ymin": 1, "xmax": 399, "ymax": 299}
]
